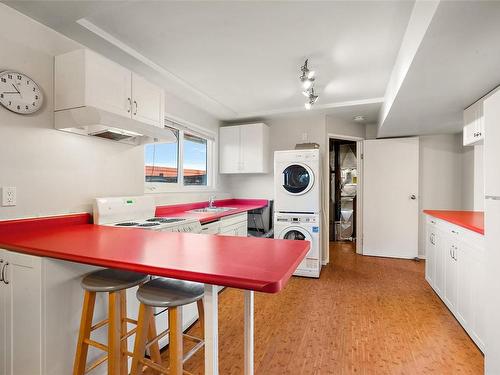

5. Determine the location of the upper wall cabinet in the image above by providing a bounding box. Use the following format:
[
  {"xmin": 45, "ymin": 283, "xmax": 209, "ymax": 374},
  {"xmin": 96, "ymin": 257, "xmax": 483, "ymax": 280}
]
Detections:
[
  {"xmin": 463, "ymin": 100, "xmax": 484, "ymax": 146},
  {"xmin": 55, "ymin": 49, "xmax": 165, "ymax": 128},
  {"xmin": 219, "ymin": 123, "xmax": 270, "ymax": 174}
]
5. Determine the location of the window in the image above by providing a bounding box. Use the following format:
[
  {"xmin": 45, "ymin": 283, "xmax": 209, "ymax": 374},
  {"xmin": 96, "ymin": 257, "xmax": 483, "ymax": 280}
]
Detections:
[
  {"xmin": 183, "ymin": 133, "xmax": 207, "ymax": 186},
  {"xmin": 145, "ymin": 127, "xmax": 179, "ymax": 184},
  {"xmin": 144, "ymin": 122, "xmax": 214, "ymax": 192}
]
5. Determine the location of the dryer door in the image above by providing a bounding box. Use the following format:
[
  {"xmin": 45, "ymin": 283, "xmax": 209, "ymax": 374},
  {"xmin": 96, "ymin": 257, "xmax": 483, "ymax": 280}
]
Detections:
[
  {"xmin": 278, "ymin": 225, "xmax": 316, "ymax": 259},
  {"xmin": 279, "ymin": 226, "xmax": 312, "ymax": 241},
  {"xmin": 281, "ymin": 163, "xmax": 315, "ymax": 196}
]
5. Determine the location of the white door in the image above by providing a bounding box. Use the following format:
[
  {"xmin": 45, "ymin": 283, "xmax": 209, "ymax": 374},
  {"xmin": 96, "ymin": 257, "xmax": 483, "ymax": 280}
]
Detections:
[
  {"xmin": 0, "ymin": 251, "xmax": 6, "ymax": 375},
  {"xmin": 86, "ymin": 50, "xmax": 132, "ymax": 118},
  {"xmin": 425, "ymin": 224, "xmax": 436, "ymax": 286},
  {"xmin": 240, "ymin": 124, "xmax": 262, "ymax": 173},
  {"xmin": 434, "ymin": 228, "xmax": 446, "ymax": 298},
  {"xmin": 219, "ymin": 126, "xmax": 241, "ymax": 173},
  {"xmin": 362, "ymin": 137, "xmax": 419, "ymax": 258},
  {"xmin": 2, "ymin": 250, "xmax": 43, "ymax": 375},
  {"xmin": 131, "ymin": 73, "xmax": 165, "ymax": 127},
  {"xmin": 444, "ymin": 240, "xmax": 458, "ymax": 311}
]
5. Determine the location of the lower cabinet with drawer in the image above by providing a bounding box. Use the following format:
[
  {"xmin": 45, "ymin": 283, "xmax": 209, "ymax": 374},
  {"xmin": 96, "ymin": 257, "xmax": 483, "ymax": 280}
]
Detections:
[
  {"xmin": 425, "ymin": 216, "xmax": 485, "ymax": 351},
  {"xmin": 200, "ymin": 212, "xmax": 248, "ymax": 237}
]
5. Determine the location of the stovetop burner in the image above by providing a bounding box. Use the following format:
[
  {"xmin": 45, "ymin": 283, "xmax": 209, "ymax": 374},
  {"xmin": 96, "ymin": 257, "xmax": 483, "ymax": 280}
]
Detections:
[
  {"xmin": 115, "ymin": 222, "xmax": 139, "ymax": 227},
  {"xmin": 137, "ymin": 222, "xmax": 160, "ymax": 227},
  {"xmin": 146, "ymin": 217, "xmax": 185, "ymax": 224}
]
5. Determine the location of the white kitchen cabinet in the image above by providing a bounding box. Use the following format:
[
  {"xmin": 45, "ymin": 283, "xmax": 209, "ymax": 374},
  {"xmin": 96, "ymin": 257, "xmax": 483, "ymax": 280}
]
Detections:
[
  {"xmin": 0, "ymin": 249, "xmax": 43, "ymax": 375},
  {"xmin": 425, "ymin": 219, "xmax": 437, "ymax": 287},
  {"xmin": 433, "ymin": 228, "xmax": 446, "ymax": 299},
  {"xmin": 220, "ymin": 123, "xmax": 270, "ymax": 174},
  {"xmin": 201, "ymin": 220, "xmax": 221, "ymax": 235},
  {"xmin": 463, "ymin": 100, "xmax": 484, "ymax": 146},
  {"xmin": 424, "ymin": 217, "xmax": 485, "ymax": 351},
  {"xmin": 131, "ymin": 73, "xmax": 165, "ymax": 127},
  {"xmin": 55, "ymin": 49, "xmax": 165, "ymax": 128},
  {"xmin": 443, "ymin": 235, "xmax": 458, "ymax": 312},
  {"xmin": 219, "ymin": 212, "xmax": 248, "ymax": 237}
]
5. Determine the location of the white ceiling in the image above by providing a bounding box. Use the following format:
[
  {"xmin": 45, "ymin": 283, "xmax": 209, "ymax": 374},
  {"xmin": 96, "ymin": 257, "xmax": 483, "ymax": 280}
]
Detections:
[
  {"xmin": 4, "ymin": 1, "xmax": 414, "ymax": 122},
  {"xmin": 379, "ymin": 1, "xmax": 500, "ymax": 137}
]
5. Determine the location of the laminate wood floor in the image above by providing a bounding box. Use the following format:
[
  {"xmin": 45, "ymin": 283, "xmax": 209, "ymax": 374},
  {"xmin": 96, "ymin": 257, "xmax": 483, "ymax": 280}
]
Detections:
[{"xmin": 145, "ymin": 241, "xmax": 484, "ymax": 374}]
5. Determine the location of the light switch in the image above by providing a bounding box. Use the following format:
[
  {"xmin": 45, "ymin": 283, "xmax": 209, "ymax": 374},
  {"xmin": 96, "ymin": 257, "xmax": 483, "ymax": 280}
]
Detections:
[{"xmin": 2, "ymin": 187, "xmax": 16, "ymax": 206}]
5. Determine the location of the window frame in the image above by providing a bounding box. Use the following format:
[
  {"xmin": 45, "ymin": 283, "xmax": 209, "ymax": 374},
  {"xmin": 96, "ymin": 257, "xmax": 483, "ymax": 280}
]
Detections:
[{"xmin": 144, "ymin": 122, "xmax": 216, "ymax": 193}]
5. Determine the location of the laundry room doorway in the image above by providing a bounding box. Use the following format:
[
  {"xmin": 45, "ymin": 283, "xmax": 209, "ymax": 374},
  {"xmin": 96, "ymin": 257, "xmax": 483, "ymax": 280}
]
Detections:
[{"xmin": 327, "ymin": 134, "xmax": 363, "ymax": 255}]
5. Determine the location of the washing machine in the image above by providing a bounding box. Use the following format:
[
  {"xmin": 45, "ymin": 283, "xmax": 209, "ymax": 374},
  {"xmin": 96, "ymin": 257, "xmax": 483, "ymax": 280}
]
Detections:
[
  {"xmin": 274, "ymin": 212, "xmax": 321, "ymax": 278},
  {"xmin": 274, "ymin": 149, "xmax": 321, "ymax": 213}
]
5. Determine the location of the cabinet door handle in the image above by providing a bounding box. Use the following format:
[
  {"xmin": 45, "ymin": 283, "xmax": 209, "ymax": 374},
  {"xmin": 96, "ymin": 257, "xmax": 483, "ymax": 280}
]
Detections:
[
  {"xmin": 0, "ymin": 260, "xmax": 3, "ymax": 282},
  {"xmin": 2, "ymin": 262, "xmax": 9, "ymax": 284},
  {"xmin": 430, "ymin": 220, "xmax": 436, "ymax": 224},
  {"xmin": 127, "ymin": 97, "xmax": 132, "ymax": 113},
  {"xmin": 133, "ymin": 100, "xmax": 138, "ymax": 116},
  {"xmin": 451, "ymin": 230, "xmax": 459, "ymax": 235}
]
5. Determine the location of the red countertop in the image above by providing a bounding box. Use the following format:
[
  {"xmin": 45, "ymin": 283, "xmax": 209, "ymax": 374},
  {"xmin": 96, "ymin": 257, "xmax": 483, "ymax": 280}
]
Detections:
[
  {"xmin": 423, "ymin": 210, "xmax": 484, "ymax": 235},
  {"xmin": 0, "ymin": 212, "xmax": 308, "ymax": 293},
  {"xmin": 155, "ymin": 198, "xmax": 268, "ymax": 223}
]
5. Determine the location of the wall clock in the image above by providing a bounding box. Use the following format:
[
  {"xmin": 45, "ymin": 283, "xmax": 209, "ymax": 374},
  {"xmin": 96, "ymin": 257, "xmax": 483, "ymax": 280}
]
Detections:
[{"xmin": 0, "ymin": 70, "xmax": 43, "ymax": 114}]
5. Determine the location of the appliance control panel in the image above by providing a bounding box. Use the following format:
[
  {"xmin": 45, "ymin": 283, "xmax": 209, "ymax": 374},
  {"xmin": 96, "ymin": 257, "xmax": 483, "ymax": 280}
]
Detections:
[{"xmin": 276, "ymin": 216, "xmax": 318, "ymax": 224}]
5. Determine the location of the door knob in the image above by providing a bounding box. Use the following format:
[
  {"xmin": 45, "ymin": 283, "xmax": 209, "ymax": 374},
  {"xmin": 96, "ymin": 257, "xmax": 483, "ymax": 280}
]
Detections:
[{"xmin": 410, "ymin": 194, "xmax": 416, "ymax": 200}]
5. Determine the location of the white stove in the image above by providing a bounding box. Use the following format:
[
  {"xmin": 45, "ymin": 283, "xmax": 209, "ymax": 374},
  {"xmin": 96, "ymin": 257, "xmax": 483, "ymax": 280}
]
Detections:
[
  {"xmin": 93, "ymin": 196, "xmax": 202, "ymax": 233},
  {"xmin": 93, "ymin": 195, "xmax": 202, "ymax": 351}
]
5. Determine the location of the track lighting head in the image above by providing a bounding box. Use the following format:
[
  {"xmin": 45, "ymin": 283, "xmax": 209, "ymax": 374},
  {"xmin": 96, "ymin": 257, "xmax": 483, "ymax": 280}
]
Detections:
[{"xmin": 299, "ymin": 59, "xmax": 319, "ymax": 110}]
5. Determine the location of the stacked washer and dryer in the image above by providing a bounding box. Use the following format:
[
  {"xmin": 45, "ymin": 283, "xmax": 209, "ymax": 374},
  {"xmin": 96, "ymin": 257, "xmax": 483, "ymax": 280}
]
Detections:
[{"xmin": 274, "ymin": 149, "xmax": 322, "ymax": 278}]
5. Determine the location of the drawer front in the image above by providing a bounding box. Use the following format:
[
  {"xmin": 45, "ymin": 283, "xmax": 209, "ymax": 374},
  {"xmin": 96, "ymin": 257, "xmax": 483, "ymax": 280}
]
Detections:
[
  {"xmin": 201, "ymin": 221, "xmax": 220, "ymax": 235},
  {"xmin": 220, "ymin": 212, "xmax": 248, "ymax": 227}
]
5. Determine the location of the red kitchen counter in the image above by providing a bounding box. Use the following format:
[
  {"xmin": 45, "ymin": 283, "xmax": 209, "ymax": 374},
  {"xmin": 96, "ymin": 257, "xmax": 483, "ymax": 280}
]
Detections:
[
  {"xmin": 0, "ymin": 212, "xmax": 307, "ymax": 293},
  {"xmin": 423, "ymin": 210, "xmax": 484, "ymax": 235},
  {"xmin": 155, "ymin": 198, "xmax": 268, "ymax": 224}
]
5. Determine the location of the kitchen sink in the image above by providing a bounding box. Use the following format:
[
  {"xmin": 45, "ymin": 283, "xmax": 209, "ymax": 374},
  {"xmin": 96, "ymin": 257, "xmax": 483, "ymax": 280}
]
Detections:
[{"xmin": 189, "ymin": 207, "xmax": 237, "ymax": 213}]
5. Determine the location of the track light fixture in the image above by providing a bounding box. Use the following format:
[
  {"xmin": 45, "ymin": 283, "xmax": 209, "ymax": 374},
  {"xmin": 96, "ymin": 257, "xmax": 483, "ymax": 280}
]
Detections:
[
  {"xmin": 300, "ymin": 59, "xmax": 319, "ymax": 109},
  {"xmin": 304, "ymin": 87, "xmax": 319, "ymax": 110}
]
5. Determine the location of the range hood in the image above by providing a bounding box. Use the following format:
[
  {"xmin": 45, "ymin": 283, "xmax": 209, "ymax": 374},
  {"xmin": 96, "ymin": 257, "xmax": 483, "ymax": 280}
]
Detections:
[{"xmin": 55, "ymin": 106, "xmax": 177, "ymax": 145}]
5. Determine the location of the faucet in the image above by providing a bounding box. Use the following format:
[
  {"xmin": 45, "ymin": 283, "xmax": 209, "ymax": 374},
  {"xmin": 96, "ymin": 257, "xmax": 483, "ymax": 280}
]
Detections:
[{"xmin": 208, "ymin": 195, "xmax": 216, "ymax": 208}]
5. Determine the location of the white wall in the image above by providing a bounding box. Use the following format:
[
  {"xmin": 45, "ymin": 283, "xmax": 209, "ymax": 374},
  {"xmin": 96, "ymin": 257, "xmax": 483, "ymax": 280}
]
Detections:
[
  {"xmin": 461, "ymin": 145, "xmax": 475, "ymax": 210},
  {"xmin": 473, "ymin": 145, "xmax": 484, "ymax": 210},
  {"xmin": 418, "ymin": 134, "xmax": 464, "ymax": 257},
  {"xmin": 327, "ymin": 115, "xmax": 366, "ymax": 140},
  {"xmin": 225, "ymin": 114, "xmax": 327, "ymax": 198},
  {"xmin": 0, "ymin": 4, "xmax": 228, "ymax": 220}
]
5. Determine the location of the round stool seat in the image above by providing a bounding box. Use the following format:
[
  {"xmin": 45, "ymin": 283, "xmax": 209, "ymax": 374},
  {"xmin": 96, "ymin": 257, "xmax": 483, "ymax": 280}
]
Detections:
[
  {"xmin": 137, "ymin": 277, "xmax": 204, "ymax": 308},
  {"xmin": 81, "ymin": 269, "xmax": 149, "ymax": 292}
]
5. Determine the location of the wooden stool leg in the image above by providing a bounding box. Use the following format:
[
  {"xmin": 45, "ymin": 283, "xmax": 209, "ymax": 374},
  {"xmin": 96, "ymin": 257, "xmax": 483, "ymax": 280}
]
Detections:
[
  {"xmin": 73, "ymin": 291, "xmax": 96, "ymax": 375},
  {"xmin": 169, "ymin": 306, "xmax": 183, "ymax": 375},
  {"xmin": 108, "ymin": 291, "xmax": 122, "ymax": 375},
  {"xmin": 131, "ymin": 304, "xmax": 153, "ymax": 375},
  {"xmin": 120, "ymin": 290, "xmax": 128, "ymax": 375},
  {"xmin": 147, "ymin": 312, "xmax": 162, "ymax": 365},
  {"xmin": 196, "ymin": 299, "xmax": 205, "ymax": 339}
]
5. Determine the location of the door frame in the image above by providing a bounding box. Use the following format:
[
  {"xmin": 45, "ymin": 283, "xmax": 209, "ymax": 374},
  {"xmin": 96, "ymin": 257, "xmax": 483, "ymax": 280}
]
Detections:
[{"xmin": 326, "ymin": 133, "xmax": 364, "ymax": 261}]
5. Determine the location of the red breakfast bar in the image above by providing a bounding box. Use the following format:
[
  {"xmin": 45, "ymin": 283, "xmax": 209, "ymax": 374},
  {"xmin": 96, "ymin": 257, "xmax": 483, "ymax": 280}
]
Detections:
[{"xmin": 0, "ymin": 214, "xmax": 309, "ymax": 375}]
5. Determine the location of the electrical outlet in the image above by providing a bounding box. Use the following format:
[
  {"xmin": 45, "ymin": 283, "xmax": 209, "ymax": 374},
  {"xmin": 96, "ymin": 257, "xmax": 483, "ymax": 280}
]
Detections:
[{"xmin": 2, "ymin": 187, "xmax": 16, "ymax": 207}]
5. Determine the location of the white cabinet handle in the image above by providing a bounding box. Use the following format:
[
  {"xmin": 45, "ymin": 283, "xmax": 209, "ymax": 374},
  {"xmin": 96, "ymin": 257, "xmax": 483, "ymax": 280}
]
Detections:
[
  {"xmin": 133, "ymin": 100, "xmax": 138, "ymax": 115},
  {"xmin": 127, "ymin": 97, "xmax": 132, "ymax": 113},
  {"xmin": 0, "ymin": 259, "xmax": 3, "ymax": 282},
  {"xmin": 2, "ymin": 262, "xmax": 9, "ymax": 284}
]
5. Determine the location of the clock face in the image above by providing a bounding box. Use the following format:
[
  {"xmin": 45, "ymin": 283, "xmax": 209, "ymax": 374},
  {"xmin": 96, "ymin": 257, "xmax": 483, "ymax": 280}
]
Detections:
[{"xmin": 0, "ymin": 71, "xmax": 43, "ymax": 114}]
